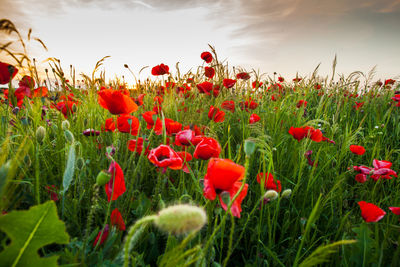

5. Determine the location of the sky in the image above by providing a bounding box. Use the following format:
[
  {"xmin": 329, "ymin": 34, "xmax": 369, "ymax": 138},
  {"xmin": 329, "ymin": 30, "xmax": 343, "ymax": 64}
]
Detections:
[{"xmin": 1, "ymin": 0, "xmax": 400, "ymax": 84}]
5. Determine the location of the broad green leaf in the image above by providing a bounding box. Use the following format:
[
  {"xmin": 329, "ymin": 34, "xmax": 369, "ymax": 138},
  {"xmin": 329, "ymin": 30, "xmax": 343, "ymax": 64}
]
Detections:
[
  {"xmin": 62, "ymin": 143, "xmax": 75, "ymax": 194},
  {"xmin": 0, "ymin": 201, "xmax": 70, "ymax": 267}
]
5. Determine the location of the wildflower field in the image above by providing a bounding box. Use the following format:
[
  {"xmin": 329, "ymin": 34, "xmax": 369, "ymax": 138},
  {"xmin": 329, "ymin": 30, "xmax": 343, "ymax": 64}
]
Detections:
[{"xmin": 1, "ymin": 19, "xmax": 400, "ymax": 266}]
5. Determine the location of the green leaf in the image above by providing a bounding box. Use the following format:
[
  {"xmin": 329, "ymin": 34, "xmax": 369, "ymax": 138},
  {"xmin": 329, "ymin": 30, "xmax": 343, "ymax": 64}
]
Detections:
[
  {"xmin": 0, "ymin": 201, "xmax": 70, "ymax": 267},
  {"xmin": 62, "ymin": 143, "xmax": 76, "ymax": 194}
]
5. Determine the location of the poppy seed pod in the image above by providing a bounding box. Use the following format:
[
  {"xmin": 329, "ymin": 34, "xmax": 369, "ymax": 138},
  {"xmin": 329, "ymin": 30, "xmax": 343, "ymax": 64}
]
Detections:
[
  {"xmin": 96, "ymin": 170, "xmax": 111, "ymax": 186},
  {"xmin": 154, "ymin": 204, "xmax": 206, "ymax": 235},
  {"xmin": 36, "ymin": 126, "xmax": 46, "ymax": 144},
  {"xmin": 244, "ymin": 140, "xmax": 256, "ymax": 156},
  {"xmin": 61, "ymin": 120, "xmax": 70, "ymax": 130},
  {"xmin": 64, "ymin": 130, "xmax": 74, "ymax": 144}
]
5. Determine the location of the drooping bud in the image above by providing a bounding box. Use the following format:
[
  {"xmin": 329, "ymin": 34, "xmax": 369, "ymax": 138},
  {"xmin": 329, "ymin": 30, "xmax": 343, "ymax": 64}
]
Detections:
[
  {"xmin": 72, "ymin": 103, "xmax": 77, "ymax": 113},
  {"xmin": 61, "ymin": 120, "xmax": 70, "ymax": 130},
  {"xmin": 281, "ymin": 189, "xmax": 292, "ymax": 199},
  {"xmin": 64, "ymin": 130, "xmax": 74, "ymax": 144},
  {"xmin": 263, "ymin": 190, "xmax": 279, "ymax": 201},
  {"xmin": 96, "ymin": 170, "xmax": 111, "ymax": 186},
  {"xmin": 36, "ymin": 126, "xmax": 46, "ymax": 144},
  {"xmin": 154, "ymin": 204, "xmax": 207, "ymax": 235}
]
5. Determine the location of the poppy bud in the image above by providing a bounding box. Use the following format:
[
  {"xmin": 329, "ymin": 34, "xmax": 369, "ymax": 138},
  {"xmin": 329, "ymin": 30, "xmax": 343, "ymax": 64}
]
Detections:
[
  {"xmin": 96, "ymin": 170, "xmax": 111, "ymax": 186},
  {"xmin": 281, "ymin": 189, "xmax": 292, "ymax": 199},
  {"xmin": 76, "ymin": 157, "xmax": 85, "ymax": 170},
  {"xmin": 244, "ymin": 140, "xmax": 256, "ymax": 156},
  {"xmin": 72, "ymin": 103, "xmax": 77, "ymax": 113},
  {"xmin": 263, "ymin": 190, "xmax": 279, "ymax": 201},
  {"xmin": 36, "ymin": 126, "xmax": 46, "ymax": 144},
  {"xmin": 154, "ymin": 204, "xmax": 206, "ymax": 235},
  {"xmin": 64, "ymin": 130, "xmax": 74, "ymax": 144},
  {"xmin": 62, "ymin": 120, "xmax": 70, "ymax": 130}
]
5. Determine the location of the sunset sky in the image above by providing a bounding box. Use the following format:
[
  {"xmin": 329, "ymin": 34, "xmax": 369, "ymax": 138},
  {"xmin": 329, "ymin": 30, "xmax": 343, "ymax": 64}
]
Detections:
[{"xmin": 1, "ymin": 0, "xmax": 399, "ymax": 83}]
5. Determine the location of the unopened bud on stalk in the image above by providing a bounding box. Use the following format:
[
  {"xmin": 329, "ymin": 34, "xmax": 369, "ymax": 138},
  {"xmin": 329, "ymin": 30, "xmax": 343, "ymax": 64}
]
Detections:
[
  {"xmin": 96, "ymin": 170, "xmax": 111, "ymax": 186},
  {"xmin": 36, "ymin": 126, "xmax": 46, "ymax": 144},
  {"xmin": 24, "ymin": 155, "xmax": 31, "ymax": 167},
  {"xmin": 154, "ymin": 204, "xmax": 206, "ymax": 235},
  {"xmin": 281, "ymin": 189, "xmax": 292, "ymax": 199},
  {"xmin": 263, "ymin": 190, "xmax": 279, "ymax": 201},
  {"xmin": 72, "ymin": 103, "xmax": 77, "ymax": 113},
  {"xmin": 64, "ymin": 130, "xmax": 74, "ymax": 144},
  {"xmin": 61, "ymin": 120, "xmax": 70, "ymax": 130}
]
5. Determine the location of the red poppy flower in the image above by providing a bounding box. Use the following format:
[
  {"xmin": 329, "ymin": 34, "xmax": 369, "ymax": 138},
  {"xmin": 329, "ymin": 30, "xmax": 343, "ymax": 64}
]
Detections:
[
  {"xmin": 197, "ymin": 81, "xmax": 213, "ymax": 95},
  {"xmin": 355, "ymin": 173, "xmax": 367, "ymax": 183},
  {"xmin": 19, "ymin": 75, "xmax": 35, "ymax": 88},
  {"xmin": 350, "ymin": 145, "xmax": 366, "ymax": 155},
  {"xmin": 208, "ymin": 106, "xmax": 225, "ymax": 122},
  {"xmin": 176, "ymin": 151, "xmax": 192, "ymax": 173},
  {"xmin": 293, "ymin": 77, "xmax": 302, "ymax": 82},
  {"xmin": 389, "ymin": 207, "xmax": 400, "ymax": 215},
  {"xmin": 296, "ymin": 100, "xmax": 307, "ymax": 108},
  {"xmin": 15, "ymin": 85, "xmax": 32, "ymax": 98},
  {"xmin": 353, "ymin": 165, "xmax": 372, "ymax": 175},
  {"xmin": 0, "ymin": 62, "xmax": 18, "ymax": 84},
  {"xmin": 252, "ymin": 81, "xmax": 263, "ymax": 89},
  {"xmin": 221, "ymin": 100, "xmax": 235, "ymax": 113},
  {"xmin": 127, "ymin": 137, "xmax": 145, "ymax": 154},
  {"xmin": 102, "ymin": 118, "xmax": 116, "ymax": 132},
  {"xmin": 249, "ymin": 113, "xmax": 260, "ymax": 124},
  {"xmin": 110, "ymin": 208, "xmax": 126, "ymax": 231},
  {"xmin": 236, "ymin": 72, "xmax": 250, "ymax": 80},
  {"xmin": 194, "ymin": 137, "xmax": 221, "ymax": 160},
  {"xmin": 105, "ymin": 161, "xmax": 126, "ymax": 201},
  {"xmin": 203, "ymin": 158, "xmax": 248, "ymax": 218},
  {"xmin": 148, "ymin": 145, "xmax": 183, "ymax": 170},
  {"xmin": 175, "ymin": 129, "xmax": 195, "ymax": 146},
  {"xmin": 256, "ymin": 173, "xmax": 282, "ymax": 192},
  {"xmin": 52, "ymin": 101, "xmax": 77, "ymax": 118},
  {"xmin": 289, "ymin": 126, "xmax": 322, "ymax": 142},
  {"xmin": 201, "ymin": 51, "xmax": 213, "ymax": 63},
  {"xmin": 278, "ymin": 76, "xmax": 284, "ymax": 82},
  {"xmin": 164, "ymin": 118, "xmax": 182, "ymax": 135},
  {"xmin": 133, "ymin": 93, "xmax": 146, "ymax": 106},
  {"xmin": 223, "ymin": 78, "xmax": 236, "ymax": 89},
  {"xmin": 117, "ymin": 114, "xmax": 140, "ymax": 135},
  {"xmin": 373, "ymin": 159, "xmax": 392, "ymax": 169},
  {"xmin": 93, "ymin": 224, "xmax": 109, "ymax": 247},
  {"xmin": 353, "ymin": 102, "xmax": 364, "ymax": 110},
  {"xmin": 204, "ymin": 67, "xmax": 215, "ymax": 79},
  {"xmin": 98, "ymin": 89, "xmax": 138, "ymax": 115},
  {"xmin": 385, "ymin": 79, "xmax": 395, "ymax": 86},
  {"xmin": 314, "ymin": 83, "xmax": 321, "ymax": 90},
  {"xmin": 151, "ymin": 63, "xmax": 169, "ymax": 76},
  {"xmin": 212, "ymin": 85, "xmax": 220, "ymax": 97},
  {"xmin": 358, "ymin": 201, "xmax": 386, "ymax": 222},
  {"xmin": 33, "ymin": 87, "xmax": 48, "ymax": 97},
  {"xmin": 288, "ymin": 127, "xmax": 307, "ymax": 142}
]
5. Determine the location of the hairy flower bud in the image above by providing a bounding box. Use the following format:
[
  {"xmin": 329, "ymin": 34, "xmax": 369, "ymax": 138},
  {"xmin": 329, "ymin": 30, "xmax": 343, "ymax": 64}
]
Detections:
[
  {"xmin": 263, "ymin": 190, "xmax": 279, "ymax": 201},
  {"xmin": 61, "ymin": 120, "xmax": 70, "ymax": 130},
  {"xmin": 64, "ymin": 130, "xmax": 74, "ymax": 144},
  {"xmin": 36, "ymin": 126, "xmax": 46, "ymax": 144},
  {"xmin": 154, "ymin": 204, "xmax": 206, "ymax": 235},
  {"xmin": 281, "ymin": 189, "xmax": 292, "ymax": 199}
]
